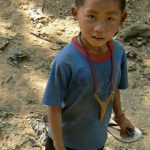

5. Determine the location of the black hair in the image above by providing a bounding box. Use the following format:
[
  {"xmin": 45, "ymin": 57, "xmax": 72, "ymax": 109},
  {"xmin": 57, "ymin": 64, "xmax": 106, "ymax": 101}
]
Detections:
[{"xmin": 75, "ymin": 0, "xmax": 126, "ymax": 11}]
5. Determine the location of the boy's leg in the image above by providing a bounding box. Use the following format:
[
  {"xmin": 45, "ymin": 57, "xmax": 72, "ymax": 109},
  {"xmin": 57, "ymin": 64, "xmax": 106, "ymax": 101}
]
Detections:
[
  {"xmin": 98, "ymin": 146, "xmax": 104, "ymax": 150},
  {"xmin": 45, "ymin": 136, "xmax": 55, "ymax": 150},
  {"xmin": 45, "ymin": 136, "xmax": 75, "ymax": 150}
]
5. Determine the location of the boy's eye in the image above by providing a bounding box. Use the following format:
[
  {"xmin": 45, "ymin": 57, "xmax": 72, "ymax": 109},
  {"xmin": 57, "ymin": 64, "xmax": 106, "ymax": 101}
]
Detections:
[
  {"xmin": 107, "ymin": 17, "xmax": 115, "ymax": 21},
  {"xmin": 87, "ymin": 15, "xmax": 96, "ymax": 20}
]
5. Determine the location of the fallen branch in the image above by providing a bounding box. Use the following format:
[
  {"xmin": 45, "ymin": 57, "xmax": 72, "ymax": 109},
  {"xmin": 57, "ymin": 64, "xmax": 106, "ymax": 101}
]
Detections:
[
  {"xmin": 29, "ymin": 32, "xmax": 52, "ymax": 43},
  {"xmin": 5, "ymin": 76, "xmax": 13, "ymax": 83}
]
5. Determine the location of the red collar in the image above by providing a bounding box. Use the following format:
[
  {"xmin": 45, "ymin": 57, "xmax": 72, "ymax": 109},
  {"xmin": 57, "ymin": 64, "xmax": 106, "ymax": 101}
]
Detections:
[{"xmin": 72, "ymin": 36, "xmax": 114, "ymax": 62}]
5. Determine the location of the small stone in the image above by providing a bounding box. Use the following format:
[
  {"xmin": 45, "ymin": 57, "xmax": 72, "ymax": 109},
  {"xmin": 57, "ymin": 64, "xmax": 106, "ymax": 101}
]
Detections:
[
  {"xmin": 128, "ymin": 64, "xmax": 136, "ymax": 72},
  {"xmin": 126, "ymin": 50, "xmax": 137, "ymax": 59},
  {"xmin": 137, "ymin": 39, "xmax": 147, "ymax": 46},
  {"xmin": 36, "ymin": 23, "xmax": 43, "ymax": 29},
  {"xmin": 137, "ymin": 36, "xmax": 143, "ymax": 41},
  {"xmin": 22, "ymin": 5, "xmax": 28, "ymax": 10},
  {"xmin": 42, "ymin": 115, "xmax": 48, "ymax": 123},
  {"xmin": 132, "ymin": 106, "xmax": 137, "ymax": 110},
  {"xmin": 39, "ymin": 132, "xmax": 47, "ymax": 145},
  {"xmin": 0, "ymin": 37, "xmax": 9, "ymax": 51},
  {"xmin": 129, "ymin": 39, "xmax": 139, "ymax": 47},
  {"xmin": 131, "ymin": 82, "xmax": 136, "ymax": 89},
  {"xmin": 140, "ymin": 128, "xmax": 147, "ymax": 135},
  {"xmin": 140, "ymin": 30, "xmax": 150, "ymax": 38},
  {"xmin": 135, "ymin": 58, "xmax": 143, "ymax": 63},
  {"xmin": 147, "ymin": 75, "xmax": 150, "ymax": 80}
]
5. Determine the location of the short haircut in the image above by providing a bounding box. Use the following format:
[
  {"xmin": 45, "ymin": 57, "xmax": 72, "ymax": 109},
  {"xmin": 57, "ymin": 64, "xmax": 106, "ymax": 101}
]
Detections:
[{"xmin": 75, "ymin": 0, "xmax": 126, "ymax": 11}]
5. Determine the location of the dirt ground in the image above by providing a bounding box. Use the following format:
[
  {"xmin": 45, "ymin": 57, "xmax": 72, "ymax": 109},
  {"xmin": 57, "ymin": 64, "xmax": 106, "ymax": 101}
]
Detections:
[{"xmin": 0, "ymin": 0, "xmax": 150, "ymax": 150}]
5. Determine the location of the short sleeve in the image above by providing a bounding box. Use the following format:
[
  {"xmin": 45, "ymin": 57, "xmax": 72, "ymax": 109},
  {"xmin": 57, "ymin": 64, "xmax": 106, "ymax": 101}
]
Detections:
[
  {"xmin": 42, "ymin": 60, "xmax": 70, "ymax": 106},
  {"xmin": 118, "ymin": 52, "xmax": 128, "ymax": 89}
]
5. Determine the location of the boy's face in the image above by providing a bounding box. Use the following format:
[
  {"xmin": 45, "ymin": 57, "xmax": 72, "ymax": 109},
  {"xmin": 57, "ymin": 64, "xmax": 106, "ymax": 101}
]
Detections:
[{"xmin": 72, "ymin": 0, "xmax": 127, "ymax": 51}]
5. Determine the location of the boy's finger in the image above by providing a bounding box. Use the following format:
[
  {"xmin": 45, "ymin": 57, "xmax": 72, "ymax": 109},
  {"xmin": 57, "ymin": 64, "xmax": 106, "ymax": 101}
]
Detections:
[
  {"xmin": 127, "ymin": 120, "xmax": 135, "ymax": 129},
  {"xmin": 120, "ymin": 127, "xmax": 126, "ymax": 135}
]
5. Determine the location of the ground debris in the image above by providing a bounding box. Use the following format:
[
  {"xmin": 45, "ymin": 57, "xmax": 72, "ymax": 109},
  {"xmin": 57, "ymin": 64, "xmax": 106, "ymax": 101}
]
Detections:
[
  {"xmin": 126, "ymin": 50, "xmax": 137, "ymax": 59},
  {"xmin": 26, "ymin": 115, "xmax": 48, "ymax": 146},
  {"xmin": 27, "ymin": 7, "xmax": 45, "ymax": 21},
  {"xmin": 7, "ymin": 50, "xmax": 29, "ymax": 67}
]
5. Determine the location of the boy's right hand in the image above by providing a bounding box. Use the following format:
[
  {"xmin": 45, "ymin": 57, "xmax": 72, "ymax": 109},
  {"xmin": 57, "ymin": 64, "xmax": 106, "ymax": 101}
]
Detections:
[{"xmin": 55, "ymin": 147, "xmax": 67, "ymax": 150}]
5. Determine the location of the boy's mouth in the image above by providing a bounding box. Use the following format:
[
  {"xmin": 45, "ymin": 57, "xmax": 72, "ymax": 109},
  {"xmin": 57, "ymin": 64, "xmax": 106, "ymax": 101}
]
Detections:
[{"xmin": 92, "ymin": 36, "xmax": 104, "ymax": 40}]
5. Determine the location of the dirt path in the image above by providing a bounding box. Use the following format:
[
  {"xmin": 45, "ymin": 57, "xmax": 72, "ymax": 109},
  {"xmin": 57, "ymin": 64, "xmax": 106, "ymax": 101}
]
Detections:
[{"xmin": 0, "ymin": 0, "xmax": 150, "ymax": 149}]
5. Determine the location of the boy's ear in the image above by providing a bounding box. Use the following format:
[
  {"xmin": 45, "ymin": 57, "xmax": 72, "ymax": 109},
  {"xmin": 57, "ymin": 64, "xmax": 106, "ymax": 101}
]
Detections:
[
  {"xmin": 120, "ymin": 11, "xmax": 127, "ymax": 27},
  {"xmin": 71, "ymin": 4, "xmax": 78, "ymax": 20}
]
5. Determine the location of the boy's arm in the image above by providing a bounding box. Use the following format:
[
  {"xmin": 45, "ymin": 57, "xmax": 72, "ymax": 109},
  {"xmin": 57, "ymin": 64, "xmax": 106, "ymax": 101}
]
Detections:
[
  {"xmin": 48, "ymin": 106, "xmax": 66, "ymax": 150},
  {"xmin": 113, "ymin": 89, "xmax": 134, "ymax": 134},
  {"xmin": 113, "ymin": 89, "xmax": 123, "ymax": 117}
]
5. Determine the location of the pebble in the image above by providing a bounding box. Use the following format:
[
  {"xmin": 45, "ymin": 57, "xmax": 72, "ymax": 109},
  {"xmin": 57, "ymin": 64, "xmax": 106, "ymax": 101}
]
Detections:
[
  {"xmin": 128, "ymin": 65, "xmax": 136, "ymax": 72},
  {"xmin": 136, "ymin": 36, "xmax": 143, "ymax": 41},
  {"xmin": 39, "ymin": 132, "xmax": 47, "ymax": 145},
  {"xmin": 0, "ymin": 37, "xmax": 9, "ymax": 51},
  {"xmin": 140, "ymin": 30, "xmax": 150, "ymax": 38},
  {"xmin": 137, "ymin": 39, "xmax": 147, "ymax": 46},
  {"xmin": 140, "ymin": 128, "xmax": 147, "ymax": 135},
  {"xmin": 129, "ymin": 39, "xmax": 139, "ymax": 47},
  {"xmin": 132, "ymin": 106, "xmax": 137, "ymax": 110},
  {"xmin": 126, "ymin": 50, "xmax": 137, "ymax": 59},
  {"xmin": 36, "ymin": 23, "xmax": 43, "ymax": 29}
]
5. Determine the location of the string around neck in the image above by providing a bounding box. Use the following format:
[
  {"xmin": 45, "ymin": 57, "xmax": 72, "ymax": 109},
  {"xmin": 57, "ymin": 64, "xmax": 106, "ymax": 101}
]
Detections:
[{"xmin": 77, "ymin": 34, "xmax": 114, "ymax": 95}]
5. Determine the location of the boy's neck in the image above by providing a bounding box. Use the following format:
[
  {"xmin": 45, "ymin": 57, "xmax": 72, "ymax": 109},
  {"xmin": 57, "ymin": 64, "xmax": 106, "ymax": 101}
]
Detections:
[{"xmin": 78, "ymin": 34, "xmax": 109, "ymax": 55}]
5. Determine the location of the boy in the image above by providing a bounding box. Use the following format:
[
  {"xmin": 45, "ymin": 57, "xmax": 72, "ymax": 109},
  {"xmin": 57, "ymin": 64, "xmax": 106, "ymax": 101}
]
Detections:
[{"xmin": 42, "ymin": 0, "xmax": 134, "ymax": 149}]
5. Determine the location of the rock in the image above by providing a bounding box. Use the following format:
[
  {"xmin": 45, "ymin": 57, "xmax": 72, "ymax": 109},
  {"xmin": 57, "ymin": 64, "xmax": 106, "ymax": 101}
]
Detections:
[
  {"xmin": 136, "ymin": 36, "xmax": 144, "ymax": 41},
  {"xmin": 0, "ymin": 37, "xmax": 9, "ymax": 52},
  {"xmin": 119, "ymin": 23, "xmax": 150, "ymax": 41},
  {"xmin": 9, "ymin": 50, "xmax": 29, "ymax": 63},
  {"xmin": 140, "ymin": 128, "xmax": 147, "ymax": 135},
  {"xmin": 39, "ymin": 132, "xmax": 47, "ymax": 146},
  {"xmin": 30, "ymin": 118, "xmax": 48, "ymax": 135},
  {"xmin": 42, "ymin": 115, "xmax": 48, "ymax": 123},
  {"xmin": 130, "ymin": 82, "xmax": 137, "ymax": 89},
  {"xmin": 56, "ymin": 40, "xmax": 67, "ymax": 48},
  {"xmin": 135, "ymin": 57, "xmax": 143, "ymax": 63},
  {"xmin": 27, "ymin": 7, "xmax": 45, "ymax": 21},
  {"xmin": 126, "ymin": 50, "xmax": 137, "ymax": 59},
  {"xmin": 147, "ymin": 75, "xmax": 150, "ymax": 80},
  {"xmin": 38, "ymin": 17, "xmax": 50, "ymax": 25},
  {"xmin": 129, "ymin": 39, "xmax": 139, "ymax": 47},
  {"xmin": 132, "ymin": 106, "xmax": 137, "ymax": 111},
  {"xmin": 140, "ymin": 30, "xmax": 150, "ymax": 38},
  {"xmin": 31, "ymin": 120, "xmax": 45, "ymax": 132},
  {"xmin": 36, "ymin": 23, "xmax": 43, "ymax": 29},
  {"xmin": 137, "ymin": 39, "xmax": 147, "ymax": 46},
  {"xmin": 128, "ymin": 63, "xmax": 137, "ymax": 72},
  {"xmin": 50, "ymin": 43, "xmax": 61, "ymax": 51},
  {"xmin": 22, "ymin": 5, "xmax": 28, "ymax": 10}
]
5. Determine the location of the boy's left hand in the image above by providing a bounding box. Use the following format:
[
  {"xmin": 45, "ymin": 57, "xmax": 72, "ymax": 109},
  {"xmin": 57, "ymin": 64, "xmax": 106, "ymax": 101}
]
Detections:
[
  {"xmin": 114, "ymin": 113, "xmax": 135, "ymax": 135},
  {"xmin": 118, "ymin": 117, "xmax": 135, "ymax": 136}
]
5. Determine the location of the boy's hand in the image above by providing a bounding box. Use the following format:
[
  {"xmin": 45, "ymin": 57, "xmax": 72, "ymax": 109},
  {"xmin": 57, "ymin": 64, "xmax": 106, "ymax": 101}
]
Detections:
[
  {"xmin": 119, "ymin": 117, "xmax": 135, "ymax": 135},
  {"xmin": 56, "ymin": 148, "xmax": 67, "ymax": 150},
  {"xmin": 55, "ymin": 145, "xmax": 67, "ymax": 150},
  {"xmin": 114, "ymin": 113, "xmax": 135, "ymax": 135}
]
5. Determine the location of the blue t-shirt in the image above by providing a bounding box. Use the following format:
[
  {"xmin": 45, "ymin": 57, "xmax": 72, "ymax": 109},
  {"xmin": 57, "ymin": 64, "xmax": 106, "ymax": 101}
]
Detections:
[{"xmin": 42, "ymin": 37, "xmax": 128, "ymax": 150}]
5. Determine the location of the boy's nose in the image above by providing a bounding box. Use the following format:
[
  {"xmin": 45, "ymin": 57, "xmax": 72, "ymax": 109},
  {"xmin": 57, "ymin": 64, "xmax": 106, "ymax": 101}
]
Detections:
[{"xmin": 94, "ymin": 22, "xmax": 105, "ymax": 33}]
